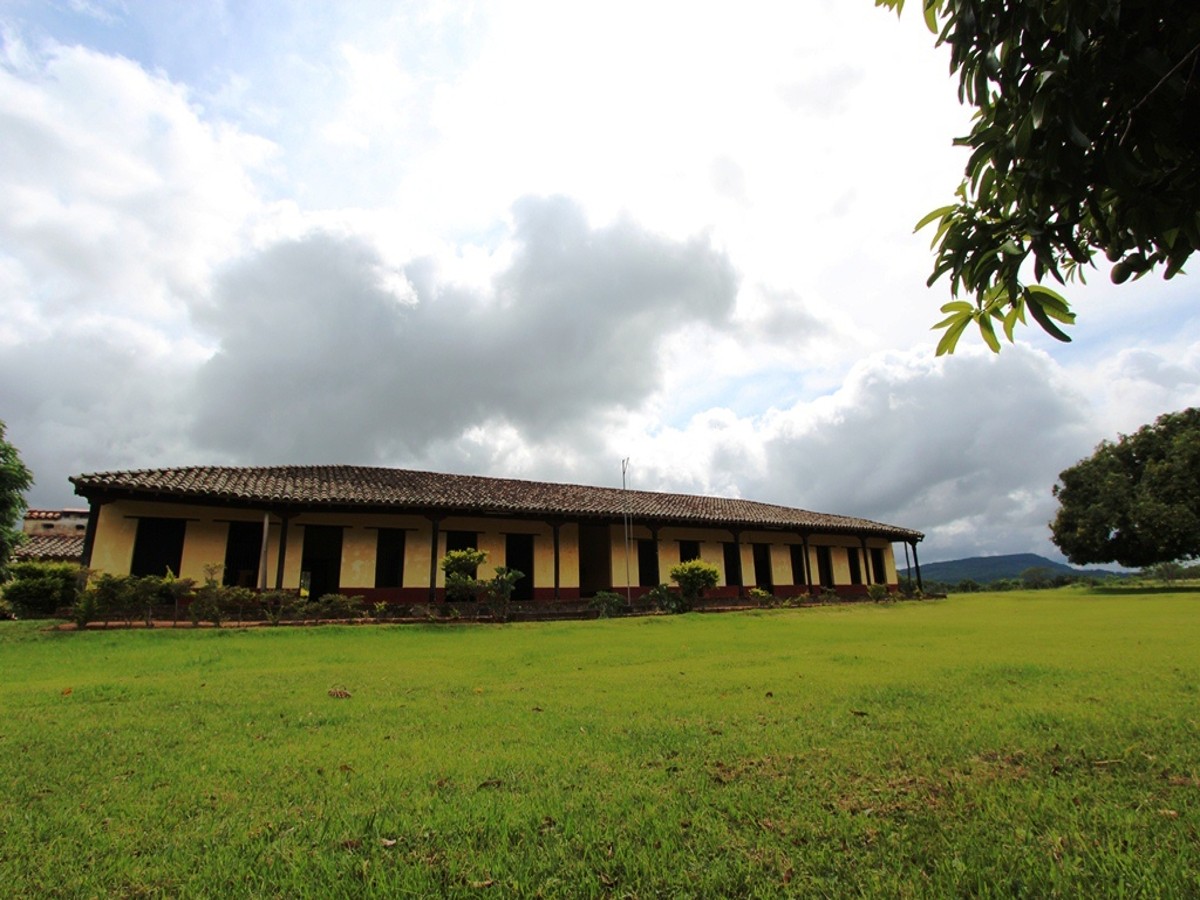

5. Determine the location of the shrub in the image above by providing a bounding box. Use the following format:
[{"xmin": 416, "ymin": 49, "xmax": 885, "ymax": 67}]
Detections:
[
  {"xmin": 3, "ymin": 562, "xmax": 83, "ymax": 618},
  {"xmin": 158, "ymin": 572, "xmax": 196, "ymax": 624},
  {"xmin": 441, "ymin": 549, "xmax": 488, "ymax": 603},
  {"xmin": 589, "ymin": 590, "xmax": 628, "ymax": 618},
  {"xmin": 315, "ymin": 593, "xmax": 365, "ymax": 620},
  {"xmin": 668, "ymin": 559, "xmax": 720, "ymax": 612},
  {"xmin": 126, "ymin": 575, "xmax": 164, "ymax": 626},
  {"xmin": 438, "ymin": 549, "xmax": 522, "ymax": 621},
  {"xmin": 188, "ymin": 581, "xmax": 224, "ymax": 626},
  {"xmin": 226, "ymin": 586, "xmax": 259, "ymax": 622},
  {"xmin": 70, "ymin": 591, "xmax": 95, "ymax": 626},
  {"xmin": 256, "ymin": 590, "xmax": 292, "ymax": 624},
  {"xmin": 1143, "ymin": 561, "xmax": 1185, "ymax": 584},
  {"xmin": 644, "ymin": 583, "xmax": 682, "ymax": 613},
  {"xmin": 989, "ymin": 578, "xmax": 1022, "ymax": 592},
  {"xmin": 482, "ymin": 568, "xmax": 523, "ymax": 623},
  {"xmin": 867, "ymin": 583, "xmax": 890, "ymax": 602},
  {"xmin": 748, "ymin": 587, "xmax": 780, "ymax": 608},
  {"xmin": 77, "ymin": 573, "xmax": 127, "ymax": 625}
]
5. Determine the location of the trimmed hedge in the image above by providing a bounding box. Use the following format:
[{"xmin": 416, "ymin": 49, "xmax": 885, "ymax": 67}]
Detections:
[{"xmin": 3, "ymin": 562, "xmax": 84, "ymax": 618}]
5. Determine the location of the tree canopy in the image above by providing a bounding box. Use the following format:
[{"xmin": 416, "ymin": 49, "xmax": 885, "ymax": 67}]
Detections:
[
  {"xmin": 878, "ymin": 0, "xmax": 1200, "ymax": 353},
  {"xmin": 0, "ymin": 421, "xmax": 34, "ymax": 581},
  {"xmin": 1050, "ymin": 409, "xmax": 1200, "ymax": 567}
]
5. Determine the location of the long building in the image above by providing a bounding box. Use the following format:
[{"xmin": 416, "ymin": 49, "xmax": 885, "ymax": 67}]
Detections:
[{"xmin": 70, "ymin": 465, "xmax": 925, "ymax": 603}]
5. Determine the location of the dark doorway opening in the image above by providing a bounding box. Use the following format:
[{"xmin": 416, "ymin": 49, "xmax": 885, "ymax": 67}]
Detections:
[
  {"xmin": 301, "ymin": 525, "xmax": 343, "ymax": 601},
  {"xmin": 224, "ymin": 520, "xmax": 263, "ymax": 587},
  {"xmin": 375, "ymin": 528, "xmax": 406, "ymax": 588},
  {"xmin": 723, "ymin": 542, "xmax": 743, "ymax": 587},
  {"xmin": 870, "ymin": 547, "xmax": 887, "ymax": 584},
  {"xmin": 446, "ymin": 532, "xmax": 477, "ymax": 554},
  {"xmin": 637, "ymin": 538, "xmax": 659, "ymax": 587},
  {"xmin": 752, "ymin": 543, "xmax": 773, "ymax": 591},
  {"xmin": 505, "ymin": 533, "xmax": 535, "ymax": 601},
  {"xmin": 790, "ymin": 544, "xmax": 809, "ymax": 588},
  {"xmin": 445, "ymin": 530, "xmax": 479, "ymax": 577},
  {"xmin": 847, "ymin": 547, "xmax": 863, "ymax": 585},
  {"xmin": 446, "ymin": 530, "xmax": 477, "ymax": 552},
  {"xmin": 815, "ymin": 545, "xmax": 835, "ymax": 588},
  {"xmin": 578, "ymin": 524, "xmax": 611, "ymax": 596},
  {"xmin": 679, "ymin": 540, "xmax": 701, "ymax": 563},
  {"xmin": 130, "ymin": 518, "xmax": 186, "ymax": 578}
]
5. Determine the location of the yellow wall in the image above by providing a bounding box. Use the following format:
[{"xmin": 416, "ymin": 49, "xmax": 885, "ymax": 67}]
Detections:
[
  {"xmin": 406, "ymin": 521, "xmax": 433, "ymax": 590},
  {"xmin": 609, "ymin": 528, "xmax": 844, "ymax": 590},
  {"xmin": 608, "ymin": 526, "xmax": 633, "ymax": 588},
  {"xmin": 86, "ymin": 499, "xmax": 908, "ymax": 592},
  {"xmin": 179, "ymin": 520, "xmax": 227, "ymax": 581},
  {"xmin": 89, "ymin": 500, "xmax": 266, "ymax": 583},
  {"xmin": 340, "ymin": 525, "xmax": 375, "ymax": 589},
  {"xmin": 90, "ymin": 503, "xmax": 138, "ymax": 576},
  {"xmin": 647, "ymin": 527, "xmax": 732, "ymax": 587},
  {"xmin": 237, "ymin": 514, "xmax": 573, "ymax": 593},
  {"xmin": 768, "ymin": 544, "xmax": 788, "ymax": 586},
  {"xmin": 557, "ymin": 522, "xmax": 580, "ymax": 590}
]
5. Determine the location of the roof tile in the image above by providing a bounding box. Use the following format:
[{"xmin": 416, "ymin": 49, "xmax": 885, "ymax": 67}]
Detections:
[
  {"xmin": 70, "ymin": 465, "xmax": 923, "ymax": 541},
  {"xmin": 14, "ymin": 534, "xmax": 85, "ymax": 562}
]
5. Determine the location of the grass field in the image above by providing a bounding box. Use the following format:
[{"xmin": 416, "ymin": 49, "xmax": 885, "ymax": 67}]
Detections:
[{"xmin": 1, "ymin": 589, "xmax": 1198, "ymax": 897}]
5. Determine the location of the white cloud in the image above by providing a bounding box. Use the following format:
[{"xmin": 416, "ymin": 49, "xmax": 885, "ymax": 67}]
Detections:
[
  {"xmin": 189, "ymin": 197, "xmax": 738, "ymax": 462},
  {"xmin": 600, "ymin": 346, "xmax": 1101, "ymax": 562},
  {"xmin": 0, "ymin": 41, "xmax": 274, "ymax": 330},
  {"xmin": 3, "ymin": 1, "xmax": 1199, "ymax": 571}
]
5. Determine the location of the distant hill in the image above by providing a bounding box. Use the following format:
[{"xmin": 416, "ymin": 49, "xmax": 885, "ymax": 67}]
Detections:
[{"xmin": 902, "ymin": 553, "xmax": 1124, "ymax": 585}]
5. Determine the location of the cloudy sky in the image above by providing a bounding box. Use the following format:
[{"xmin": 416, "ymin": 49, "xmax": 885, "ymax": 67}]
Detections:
[{"xmin": 3, "ymin": 1, "xmax": 1199, "ymax": 564}]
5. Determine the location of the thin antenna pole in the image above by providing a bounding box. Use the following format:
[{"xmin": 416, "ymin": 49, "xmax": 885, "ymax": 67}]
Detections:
[{"xmin": 622, "ymin": 458, "xmax": 632, "ymax": 605}]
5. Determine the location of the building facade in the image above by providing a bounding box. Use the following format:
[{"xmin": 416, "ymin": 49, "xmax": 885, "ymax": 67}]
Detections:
[
  {"xmin": 13, "ymin": 509, "xmax": 89, "ymax": 563},
  {"xmin": 71, "ymin": 466, "xmax": 925, "ymax": 602}
]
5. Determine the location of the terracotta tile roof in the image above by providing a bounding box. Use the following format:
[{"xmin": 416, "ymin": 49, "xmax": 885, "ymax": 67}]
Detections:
[
  {"xmin": 25, "ymin": 509, "xmax": 87, "ymax": 520},
  {"xmin": 70, "ymin": 465, "xmax": 923, "ymax": 541},
  {"xmin": 13, "ymin": 533, "xmax": 85, "ymax": 562}
]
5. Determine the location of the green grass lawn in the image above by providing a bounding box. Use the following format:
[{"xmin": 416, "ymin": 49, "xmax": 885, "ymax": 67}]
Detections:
[{"xmin": 1, "ymin": 589, "xmax": 1198, "ymax": 897}]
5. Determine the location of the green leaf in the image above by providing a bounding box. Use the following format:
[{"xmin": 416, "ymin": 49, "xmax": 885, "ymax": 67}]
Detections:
[
  {"xmin": 930, "ymin": 212, "xmax": 956, "ymax": 250},
  {"xmin": 934, "ymin": 312, "xmax": 972, "ymax": 356},
  {"xmin": 922, "ymin": 0, "xmax": 939, "ymax": 33},
  {"xmin": 977, "ymin": 312, "xmax": 1001, "ymax": 352},
  {"xmin": 939, "ymin": 300, "xmax": 973, "ymax": 314},
  {"xmin": 977, "ymin": 166, "xmax": 996, "ymax": 204},
  {"xmin": 1026, "ymin": 284, "xmax": 1075, "ymax": 322},
  {"xmin": 1067, "ymin": 117, "xmax": 1091, "ymax": 149},
  {"xmin": 914, "ymin": 205, "xmax": 956, "ymax": 233},
  {"xmin": 981, "ymin": 281, "xmax": 1009, "ymax": 306},
  {"xmin": 1002, "ymin": 303, "xmax": 1024, "ymax": 342},
  {"xmin": 893, "ymin": 0, "xmax": 1199, "ymax": 347},
  {"xmin": 1030, "ymin": 92, "xmax": 1048, "ymax": 129},
  {"xmin": 1026, "ymin": 294, "xmax": 1074, "ymax": 342},
  {"xmin": 932, "ymin": 313, "xmax": 959, "ymax": 330}
]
